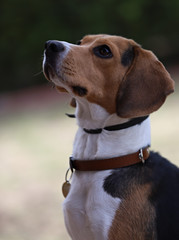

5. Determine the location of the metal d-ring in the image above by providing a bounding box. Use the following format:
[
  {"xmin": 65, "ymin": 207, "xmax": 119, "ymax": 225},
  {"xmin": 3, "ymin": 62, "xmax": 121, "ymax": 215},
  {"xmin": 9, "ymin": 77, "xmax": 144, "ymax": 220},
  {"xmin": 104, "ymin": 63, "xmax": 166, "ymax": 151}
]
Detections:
[
  {"xmin": 139, "ymin": 149, "xmax": 145, "ymax": 164},
  {"xmin": 65, "ymin": 168, "xmax": 73, "ymax": 183}
]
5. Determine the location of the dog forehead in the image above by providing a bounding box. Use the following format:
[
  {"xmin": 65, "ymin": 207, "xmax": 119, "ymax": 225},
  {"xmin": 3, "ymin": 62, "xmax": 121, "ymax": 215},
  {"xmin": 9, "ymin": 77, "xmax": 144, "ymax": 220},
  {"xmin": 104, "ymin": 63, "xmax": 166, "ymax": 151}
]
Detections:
[{"xmin": 81, "ymin": 34, "xmax": 132, "ymax": 48}]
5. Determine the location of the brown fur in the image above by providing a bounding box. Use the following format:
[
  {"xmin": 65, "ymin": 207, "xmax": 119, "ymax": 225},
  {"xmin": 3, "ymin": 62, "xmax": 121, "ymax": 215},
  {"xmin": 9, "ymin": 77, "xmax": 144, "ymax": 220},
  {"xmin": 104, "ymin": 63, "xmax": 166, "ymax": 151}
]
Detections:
[
  {"xmin": 116, "ymin": 45, "xmax": 174, "ymax": 118},
  {"xmin": 108, "ymin": 184, "xmax": 157, "ymax": 240},
  {"xmin": 56, "ymin": 34, "xmax": 174, "ymax": 117},
  {"xmin": 59, "ymin": 35, "xmax": 131, "ymax": 113}
]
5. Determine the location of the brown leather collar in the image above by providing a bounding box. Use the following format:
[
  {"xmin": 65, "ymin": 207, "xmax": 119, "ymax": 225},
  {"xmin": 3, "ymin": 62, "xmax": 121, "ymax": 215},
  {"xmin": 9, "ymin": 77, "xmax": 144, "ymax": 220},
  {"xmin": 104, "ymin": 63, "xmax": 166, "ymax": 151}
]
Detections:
[{"xmin": 70, "ymin": 147, "xmax": 150, "ymax": 171}]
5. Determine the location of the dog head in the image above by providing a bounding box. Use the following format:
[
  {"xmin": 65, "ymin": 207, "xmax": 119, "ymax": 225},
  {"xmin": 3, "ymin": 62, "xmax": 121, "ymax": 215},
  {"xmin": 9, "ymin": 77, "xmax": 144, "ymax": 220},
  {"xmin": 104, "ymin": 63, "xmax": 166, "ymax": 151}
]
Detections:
[{"xmin": 43, "ymin": 34, "xmax": 174, "ymax": 118}]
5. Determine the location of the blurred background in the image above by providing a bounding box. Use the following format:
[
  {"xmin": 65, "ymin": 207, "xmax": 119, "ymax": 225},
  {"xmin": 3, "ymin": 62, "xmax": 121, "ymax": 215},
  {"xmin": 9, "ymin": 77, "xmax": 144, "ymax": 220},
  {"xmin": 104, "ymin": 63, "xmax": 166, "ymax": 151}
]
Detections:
[{"xmin": 0, "ymin": 0, "xmax": 179, "ymax": 239}]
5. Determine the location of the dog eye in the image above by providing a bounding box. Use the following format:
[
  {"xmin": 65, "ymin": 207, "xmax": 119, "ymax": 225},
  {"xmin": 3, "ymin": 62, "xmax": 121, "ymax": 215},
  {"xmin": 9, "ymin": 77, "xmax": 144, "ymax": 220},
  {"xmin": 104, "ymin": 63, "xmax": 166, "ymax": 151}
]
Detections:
[{"xmin": 93, "ymin": 45, "xmax": 113, "ymax": 58}]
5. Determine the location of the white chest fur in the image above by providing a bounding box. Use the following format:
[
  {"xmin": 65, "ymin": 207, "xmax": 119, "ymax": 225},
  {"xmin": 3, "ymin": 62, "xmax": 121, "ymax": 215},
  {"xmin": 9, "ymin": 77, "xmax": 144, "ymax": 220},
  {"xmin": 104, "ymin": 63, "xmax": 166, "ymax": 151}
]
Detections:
[
  {"xmin": 63, "ymin": 101, "xmax": 151, "ymax": 240},
  {"xmin": 63, "ymin": 171, "xmax": 120, "ymax": 240}
]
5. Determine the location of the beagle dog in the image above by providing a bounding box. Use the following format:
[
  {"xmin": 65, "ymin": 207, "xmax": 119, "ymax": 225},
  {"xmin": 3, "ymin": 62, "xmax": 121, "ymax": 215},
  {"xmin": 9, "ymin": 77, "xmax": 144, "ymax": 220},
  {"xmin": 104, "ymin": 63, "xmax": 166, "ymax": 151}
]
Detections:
[{"xmin": 43, "ymin": 35, "xmax": 179, "ymax": 240}]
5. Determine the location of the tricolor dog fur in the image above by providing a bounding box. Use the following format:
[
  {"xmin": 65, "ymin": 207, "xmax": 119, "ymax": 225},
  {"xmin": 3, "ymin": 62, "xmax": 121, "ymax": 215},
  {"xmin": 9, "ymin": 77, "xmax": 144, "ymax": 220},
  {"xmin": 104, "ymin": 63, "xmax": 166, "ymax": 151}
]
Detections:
[{"xmin": 43, "ymin": 34, "xmax": 179, "ymax": 240}]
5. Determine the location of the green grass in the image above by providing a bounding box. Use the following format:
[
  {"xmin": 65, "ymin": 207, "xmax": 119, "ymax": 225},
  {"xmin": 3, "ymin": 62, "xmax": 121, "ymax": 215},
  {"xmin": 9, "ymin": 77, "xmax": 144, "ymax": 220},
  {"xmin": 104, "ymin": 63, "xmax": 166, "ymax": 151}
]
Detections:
[{"xmin": 0, "ymin": 81, "xmax": 179, "ymax": 240}]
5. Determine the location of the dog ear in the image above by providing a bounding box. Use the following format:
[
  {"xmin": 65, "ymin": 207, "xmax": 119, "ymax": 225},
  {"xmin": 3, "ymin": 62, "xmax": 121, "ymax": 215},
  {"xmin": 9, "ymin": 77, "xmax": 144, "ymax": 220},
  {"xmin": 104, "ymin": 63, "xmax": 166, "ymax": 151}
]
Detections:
[{"xmin": 116, "ymin": 45, "xmax": 175, "ymax": 118}]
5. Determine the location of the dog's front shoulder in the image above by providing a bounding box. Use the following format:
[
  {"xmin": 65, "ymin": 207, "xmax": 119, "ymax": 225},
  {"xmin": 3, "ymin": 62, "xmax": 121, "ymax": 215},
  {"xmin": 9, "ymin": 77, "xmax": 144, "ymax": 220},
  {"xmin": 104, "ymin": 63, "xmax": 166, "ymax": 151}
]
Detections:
[
  {"xmin": 103, "ymin": 151, "xmax": 179, "ymax": 240},
  {"xmin": 103, "ymin": 151, "xmax": 179, "ymax": 197}
]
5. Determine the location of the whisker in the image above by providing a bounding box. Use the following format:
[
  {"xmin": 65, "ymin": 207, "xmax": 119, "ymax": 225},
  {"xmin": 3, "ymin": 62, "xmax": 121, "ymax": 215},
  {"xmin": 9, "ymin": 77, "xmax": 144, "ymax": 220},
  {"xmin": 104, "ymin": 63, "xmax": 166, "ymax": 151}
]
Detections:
[{"xmin": 33, "ymin": 71, "xmax": 43, "ymax": 77}]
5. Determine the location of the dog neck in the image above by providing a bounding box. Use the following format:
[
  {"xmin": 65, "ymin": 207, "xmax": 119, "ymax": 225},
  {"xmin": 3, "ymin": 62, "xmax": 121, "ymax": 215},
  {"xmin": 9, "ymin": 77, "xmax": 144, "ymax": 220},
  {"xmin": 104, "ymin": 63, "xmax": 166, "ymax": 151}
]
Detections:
[{"xmin": 72, "ymin": 99, "xmax": 151, "ymax": 160}]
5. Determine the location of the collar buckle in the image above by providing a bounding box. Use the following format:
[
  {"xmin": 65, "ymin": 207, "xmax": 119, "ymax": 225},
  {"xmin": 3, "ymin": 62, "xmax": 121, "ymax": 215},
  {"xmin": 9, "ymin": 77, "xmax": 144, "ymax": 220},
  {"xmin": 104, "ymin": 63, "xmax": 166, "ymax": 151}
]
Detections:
[{"xmin": 139, "ymin": 148, "xmax": 145, "ymax": 163}]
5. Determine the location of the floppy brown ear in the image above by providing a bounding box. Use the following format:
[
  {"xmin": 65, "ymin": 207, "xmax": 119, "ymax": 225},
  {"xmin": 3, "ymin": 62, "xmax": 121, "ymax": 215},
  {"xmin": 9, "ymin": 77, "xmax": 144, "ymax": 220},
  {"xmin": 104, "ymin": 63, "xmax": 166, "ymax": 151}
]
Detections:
[{"xmin": 116, "ymin": 45, "xmax": 175, "ymax": 118}]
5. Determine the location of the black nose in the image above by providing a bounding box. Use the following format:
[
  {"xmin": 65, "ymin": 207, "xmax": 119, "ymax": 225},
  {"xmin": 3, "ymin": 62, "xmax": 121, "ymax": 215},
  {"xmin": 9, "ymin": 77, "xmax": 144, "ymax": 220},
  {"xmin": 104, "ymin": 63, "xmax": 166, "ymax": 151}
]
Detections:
[{"xmin": 45, "ymin": 40, "xmax": 65, "ymax": 53}]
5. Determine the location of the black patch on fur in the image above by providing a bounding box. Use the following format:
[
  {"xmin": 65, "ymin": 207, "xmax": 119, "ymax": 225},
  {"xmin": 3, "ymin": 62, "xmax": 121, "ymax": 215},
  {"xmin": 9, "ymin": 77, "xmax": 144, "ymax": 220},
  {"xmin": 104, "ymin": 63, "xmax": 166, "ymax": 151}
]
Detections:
[
  {"xmin": 121, "ymin": 46, "xmax": 134, "ymax": 66},
  {"xmin": 72, "ymin": 86, "xmax": 87, "ymax": 96},
  {"xmin": 76, "ymin": 40, "xmax": 81, "ymax": 45},
  {"xmin": 103, "ymin": 152, "xmax": 179, "ymax": 239},
  {"xmin": 148, "ymin": 154, "xmax": 179, "ymax": 240},
  {"xmin": 103, "ymin": 157, "xmax": 152, "ymax": 199}
]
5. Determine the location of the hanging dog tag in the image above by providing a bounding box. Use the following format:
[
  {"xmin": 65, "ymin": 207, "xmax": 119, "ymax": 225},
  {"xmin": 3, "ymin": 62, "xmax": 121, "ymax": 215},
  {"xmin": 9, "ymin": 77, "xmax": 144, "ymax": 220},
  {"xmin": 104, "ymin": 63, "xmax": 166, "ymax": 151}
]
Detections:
[
  {"xmin": 62, "ymin": 168, "xmax": 73, "ymax": 198},
  {"xmin": 62, "ymin": 181, "xmax": 71, "ymax": 198}
]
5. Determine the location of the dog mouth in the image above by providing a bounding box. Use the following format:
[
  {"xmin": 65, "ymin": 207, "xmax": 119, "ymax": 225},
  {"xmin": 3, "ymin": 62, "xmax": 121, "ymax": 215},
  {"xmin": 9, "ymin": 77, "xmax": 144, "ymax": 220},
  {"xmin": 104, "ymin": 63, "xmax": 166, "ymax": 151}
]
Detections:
[
  {"xmin": 43, "ymin": 47, "xmax": 62, "ymax": 82},
  {"xmin": 43, "ymin": 62, "xmax": 55, "ymax": 81},
  {"xmin": 43, "ymin": 61, "xmax": 67, "ymax": 88},
  {"xmin": 43, "ymin": 49, "xmax": 88, "ymax": 97},
  {"xmin": 43, "ymin": 62, "xmax": 88, "ymax": 96}
]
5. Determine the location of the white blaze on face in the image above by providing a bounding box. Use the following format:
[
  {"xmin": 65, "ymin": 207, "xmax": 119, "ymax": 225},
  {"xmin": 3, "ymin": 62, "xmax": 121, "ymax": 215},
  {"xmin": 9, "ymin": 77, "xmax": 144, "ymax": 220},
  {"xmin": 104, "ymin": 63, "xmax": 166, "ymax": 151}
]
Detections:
[{"xmin": 43, "ymin": 41, "xmax": 72, "ymax": 83}]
